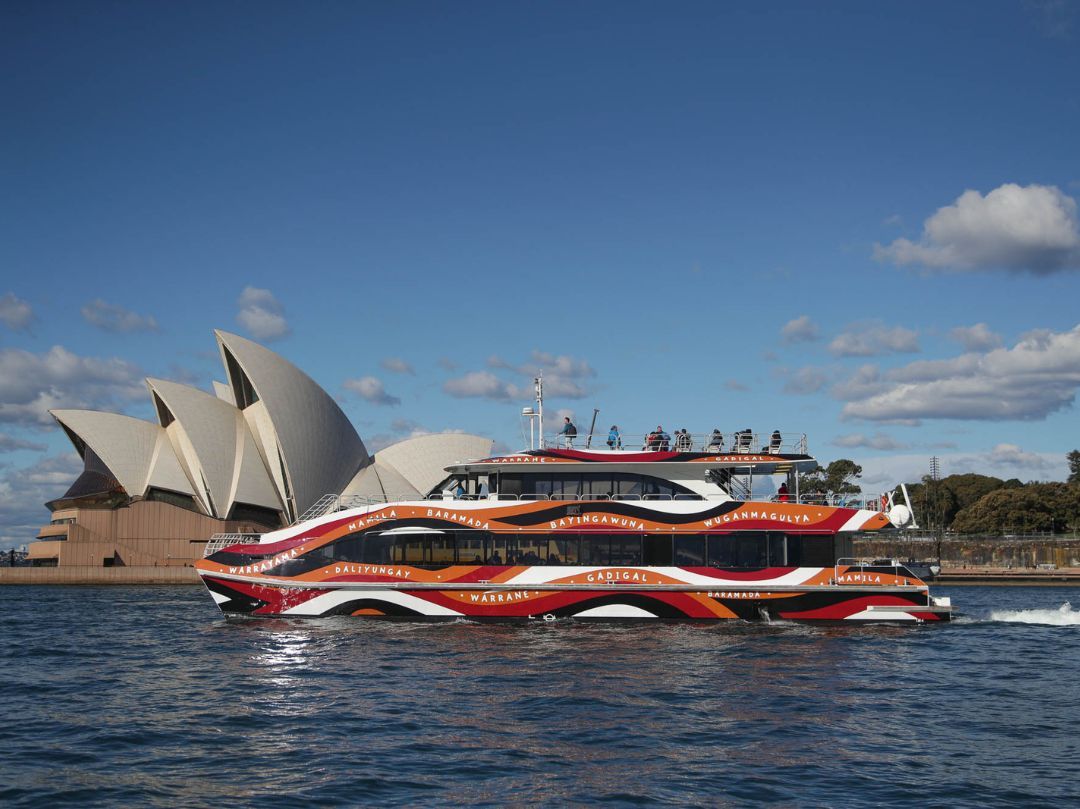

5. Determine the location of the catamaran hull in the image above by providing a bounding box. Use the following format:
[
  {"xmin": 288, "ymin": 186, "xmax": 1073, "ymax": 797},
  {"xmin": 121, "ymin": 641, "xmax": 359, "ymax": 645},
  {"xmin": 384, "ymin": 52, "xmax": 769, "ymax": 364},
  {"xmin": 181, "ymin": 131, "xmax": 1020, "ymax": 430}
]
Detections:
[{"xmin": 200, "ymin": 575, "xmax": 951, "ymax": 623}]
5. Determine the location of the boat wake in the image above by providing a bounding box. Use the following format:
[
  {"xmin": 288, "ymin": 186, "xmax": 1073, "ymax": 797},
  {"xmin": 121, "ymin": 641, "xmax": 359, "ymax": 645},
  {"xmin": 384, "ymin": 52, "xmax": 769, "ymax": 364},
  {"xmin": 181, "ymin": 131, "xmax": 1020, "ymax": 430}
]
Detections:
[{"xmin": 990, "ymin": 602, "xmax": 1080, "ymax": 626}]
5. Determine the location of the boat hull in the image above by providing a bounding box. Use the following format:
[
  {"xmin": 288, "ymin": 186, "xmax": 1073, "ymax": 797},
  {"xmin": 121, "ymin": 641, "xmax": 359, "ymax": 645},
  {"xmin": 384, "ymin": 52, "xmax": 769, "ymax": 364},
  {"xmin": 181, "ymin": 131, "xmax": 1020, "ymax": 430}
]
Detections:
[{"xmin": 199, "ymin": 573, "xmax": 951, "ymax": 623}]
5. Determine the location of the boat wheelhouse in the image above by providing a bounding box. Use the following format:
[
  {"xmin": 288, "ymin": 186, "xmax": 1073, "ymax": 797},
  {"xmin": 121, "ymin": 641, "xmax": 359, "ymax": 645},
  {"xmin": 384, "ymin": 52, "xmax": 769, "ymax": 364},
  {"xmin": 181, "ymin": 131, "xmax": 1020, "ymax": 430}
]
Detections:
[{"xmin": 196, "ymin": 408, "xmax": 952, "ymax": 623}]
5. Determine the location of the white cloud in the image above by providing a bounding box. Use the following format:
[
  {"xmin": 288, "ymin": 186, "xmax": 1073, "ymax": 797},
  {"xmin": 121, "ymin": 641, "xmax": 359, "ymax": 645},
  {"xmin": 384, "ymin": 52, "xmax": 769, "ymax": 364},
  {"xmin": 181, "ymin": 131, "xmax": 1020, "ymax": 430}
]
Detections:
[
  {"xmin": 782, "ymin": 367, "xmax": 828, "ymax": 395},
  {"xmin": 0, "ymin": 346, "xmax": 146, "ymax": 426},
  {"xmin": 840, "ymin": 323, "xmax": 1080, "ymax": 422},
  {"xmin": 0, "ymin": 293, "xmax": 34, "ymax": 332},
  {"xmin": 832, "ymin": 433, "xmax": 911, "ymax": 451},
  {"xmin": 544, "ymin": 408, "xmax": 578, "ymax": 434},
  {"xmin": 445, "ymin": 350, "xmax": 595, "ymax": 402},
  {"xmin": 443, "ymin": 371, "xmax": 520, "ymax": 401},
  {"xmin": 781, "ymin": 315, "xmax": 820, "ymax": 344},
  {"xmin": 0, "ymin": 433, "xmax": 48, "ymax": 453},
  {"xmin": 81, "ymin": 299, "xmax": 159, "ymax": 333},
  {"xmin": 874, "ymin": 183, "xmax": 1080, "ymax": 274},
  {"xmin": 949, "ymin": 323, "xmax": 1003, "ymax": 352},
  {"xmin": 0, "ymin": 453, "xmax": 82, "ymax": 551},
  {"xmin": 379, "ymin": 357, "xmax": 415, "ymax": 375},
  {"xmin": 343, "ymin": 376, "xmax": 401, "ymax": 406},
  {"xmin": 236, "ymin": 287, "xmax": 290, "ymax": 341},
  {"xmin": 986, "ymin": 443, "xmax": 1055, "ymax": 471},
  {"xmin": 857, "ymin": 447, "xmax": 1066, "ymax": 491},
  {"xmin": 829, "ymin": 321, "xmax": 919, "ymax": 357}
]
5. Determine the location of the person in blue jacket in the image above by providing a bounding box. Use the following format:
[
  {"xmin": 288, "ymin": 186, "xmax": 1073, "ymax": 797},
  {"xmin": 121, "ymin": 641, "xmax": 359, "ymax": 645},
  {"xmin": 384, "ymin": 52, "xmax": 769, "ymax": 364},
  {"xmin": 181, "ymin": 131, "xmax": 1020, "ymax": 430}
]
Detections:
[{"xmin": 607, "ymin": 425, "xmax": 622, "ymax": 449}]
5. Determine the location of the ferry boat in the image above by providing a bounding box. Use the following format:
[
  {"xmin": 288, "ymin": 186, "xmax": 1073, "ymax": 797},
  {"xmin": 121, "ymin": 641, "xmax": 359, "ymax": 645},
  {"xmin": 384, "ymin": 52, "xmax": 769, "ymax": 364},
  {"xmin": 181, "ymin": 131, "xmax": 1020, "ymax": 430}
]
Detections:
[{"xmin": 196, "ymin": 389, "xmax": 952, "ymax": 623}]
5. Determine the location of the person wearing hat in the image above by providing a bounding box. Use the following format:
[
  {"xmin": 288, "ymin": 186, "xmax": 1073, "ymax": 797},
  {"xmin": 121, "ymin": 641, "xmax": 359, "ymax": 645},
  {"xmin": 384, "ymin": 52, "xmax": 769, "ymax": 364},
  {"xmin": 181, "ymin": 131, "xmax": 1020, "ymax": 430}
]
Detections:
[{"xmin": 607, "ymin": 425, "xmax": 622, "ymax": 449}]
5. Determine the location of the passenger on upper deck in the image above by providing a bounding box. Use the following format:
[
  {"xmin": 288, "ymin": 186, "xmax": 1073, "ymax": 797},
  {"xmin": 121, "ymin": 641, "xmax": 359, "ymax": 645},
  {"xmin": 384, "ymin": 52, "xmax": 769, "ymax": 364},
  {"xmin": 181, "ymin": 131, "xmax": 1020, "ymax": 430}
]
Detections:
[
  {"xmin": 765, "ymin": 429, "xmax": 782, "ymax": 454},
  {"xmin": 658, "ymin": 427, "xmax": 671, "ymax": 451},
  {"xmin": 607, "ymin": 425, "xmax": 622, "ymax": 449},
  {"xmin": 736, "ymin": 428, "xmax": 753, "ymax": 453},
  {"xmin": 646, "ymin": 427, "xmax": 663, "ymax": 451},
  {"xmin": 675, "ymin": 428, "xmax": 693, "ymax": 452},
  {"xmin": 706, "ymin": 429, "xmax": 724, "ymax": 452},
  {"xmin": 559, "ymin": 416, "xmax": 578, "ymax": 448},
  {"xmin": 778, "ymin": 482, "xmax": 790, "ymax": 502}
]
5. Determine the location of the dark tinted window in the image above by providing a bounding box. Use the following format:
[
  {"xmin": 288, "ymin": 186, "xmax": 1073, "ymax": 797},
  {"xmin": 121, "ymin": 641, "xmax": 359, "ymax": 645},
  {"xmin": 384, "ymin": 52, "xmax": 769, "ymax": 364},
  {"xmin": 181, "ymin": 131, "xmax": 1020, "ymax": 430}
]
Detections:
[
  {"xmin": 643, "ymin": 534, "xmax": 673, "ymax": 566},
  {"xmin": 674, "ymin": 535, "xmax": 705, "ymax": 566},
  {"xmin": 578, "ymin": 534, "xmax": 642, "ymax": 565}
]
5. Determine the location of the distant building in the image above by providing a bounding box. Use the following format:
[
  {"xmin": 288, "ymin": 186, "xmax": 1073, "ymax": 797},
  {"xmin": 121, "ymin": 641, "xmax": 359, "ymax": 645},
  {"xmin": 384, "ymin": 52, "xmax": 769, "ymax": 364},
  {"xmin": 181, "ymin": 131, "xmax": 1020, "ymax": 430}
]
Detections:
[{"xmin": 27, "ymin": 330, "xmax": 491, "ymax": 568}]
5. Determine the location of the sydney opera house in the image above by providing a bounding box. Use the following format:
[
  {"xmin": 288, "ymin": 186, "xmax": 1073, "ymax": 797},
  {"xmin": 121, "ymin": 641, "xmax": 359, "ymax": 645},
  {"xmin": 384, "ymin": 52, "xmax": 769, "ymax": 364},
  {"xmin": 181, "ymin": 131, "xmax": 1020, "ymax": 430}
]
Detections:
[{"xmin": 27, "ymin": 331, "xmax": 491, "ymax": 568}]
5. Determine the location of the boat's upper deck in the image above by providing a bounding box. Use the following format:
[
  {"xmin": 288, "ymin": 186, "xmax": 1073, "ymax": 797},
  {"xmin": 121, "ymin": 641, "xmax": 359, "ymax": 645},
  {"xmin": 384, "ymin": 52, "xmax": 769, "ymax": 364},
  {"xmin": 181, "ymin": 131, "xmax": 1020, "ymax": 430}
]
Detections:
[
  {"xmin": 451, "ymin": 429, "xmax": 817, "ymax": 476},
  {"xmin": 455, "ymin": 447, "xmax": 815, "ymax": 475}
]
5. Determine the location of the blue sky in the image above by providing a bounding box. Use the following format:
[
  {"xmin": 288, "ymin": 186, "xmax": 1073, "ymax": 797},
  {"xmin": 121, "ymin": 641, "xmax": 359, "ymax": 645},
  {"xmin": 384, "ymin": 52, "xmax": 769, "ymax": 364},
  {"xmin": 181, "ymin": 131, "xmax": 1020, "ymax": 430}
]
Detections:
[{"xmin": 2, "ymin": 1, "xmax": 1080, "ymax": 548}]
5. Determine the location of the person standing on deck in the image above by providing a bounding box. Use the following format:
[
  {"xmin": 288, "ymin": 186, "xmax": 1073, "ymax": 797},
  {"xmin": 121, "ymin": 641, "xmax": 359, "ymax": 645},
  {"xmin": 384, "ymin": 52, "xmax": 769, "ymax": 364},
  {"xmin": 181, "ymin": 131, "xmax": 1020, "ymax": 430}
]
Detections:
[
  {"xmin": 559, "ymin": 416, "xmax": 578, "ymax": 448},
  {"xmin": 607, "ymin": 425, "xmax": 622, "ymax": 449}
]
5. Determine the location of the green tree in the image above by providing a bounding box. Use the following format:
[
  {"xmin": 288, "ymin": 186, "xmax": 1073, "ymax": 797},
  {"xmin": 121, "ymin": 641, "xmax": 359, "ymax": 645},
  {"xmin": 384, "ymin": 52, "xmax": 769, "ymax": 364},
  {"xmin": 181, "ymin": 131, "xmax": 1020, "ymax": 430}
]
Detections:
[
  {"xmin": 903, "ymin": 473, "xmax": 1005, "ymax": 529},
  {"xmin": 1068, "ymin": 450, "xmax": 1080, "ymax": 484},
  {"xmin": 797, "ymin": 459, "xmax": 862, "ymax": 500},
  {"xmin": 951, "ymin": 483, "xmax": 1080, "ymax": 534}
]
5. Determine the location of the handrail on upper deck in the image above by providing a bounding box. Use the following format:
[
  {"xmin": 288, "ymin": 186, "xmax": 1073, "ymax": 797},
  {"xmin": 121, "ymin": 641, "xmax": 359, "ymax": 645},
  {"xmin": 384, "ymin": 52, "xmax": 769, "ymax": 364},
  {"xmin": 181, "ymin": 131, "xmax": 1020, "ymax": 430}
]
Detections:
[{"xmin": 540, "ymin": 429, "xmax": 808, "ymax": 455}]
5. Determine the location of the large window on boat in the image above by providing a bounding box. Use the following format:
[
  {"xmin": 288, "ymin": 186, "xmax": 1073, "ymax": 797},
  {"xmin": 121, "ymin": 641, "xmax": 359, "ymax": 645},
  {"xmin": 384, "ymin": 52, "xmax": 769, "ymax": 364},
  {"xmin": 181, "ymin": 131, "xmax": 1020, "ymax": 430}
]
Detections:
[
  {"xmin": 496, "ymin": 473, "xmax": 695, "ymax": 499},
  {"xmin": 282, "ymin": 528, "xmax": 849, "ymax": 572}
]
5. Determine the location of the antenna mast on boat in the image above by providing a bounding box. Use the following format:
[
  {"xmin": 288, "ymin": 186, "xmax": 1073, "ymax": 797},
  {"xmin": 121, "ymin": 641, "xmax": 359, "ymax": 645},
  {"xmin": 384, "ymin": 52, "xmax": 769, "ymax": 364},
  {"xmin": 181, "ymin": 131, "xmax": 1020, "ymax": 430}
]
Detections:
[{"xmin": 535, "ymin": 374, "xmax": 544, "ymax": 449}]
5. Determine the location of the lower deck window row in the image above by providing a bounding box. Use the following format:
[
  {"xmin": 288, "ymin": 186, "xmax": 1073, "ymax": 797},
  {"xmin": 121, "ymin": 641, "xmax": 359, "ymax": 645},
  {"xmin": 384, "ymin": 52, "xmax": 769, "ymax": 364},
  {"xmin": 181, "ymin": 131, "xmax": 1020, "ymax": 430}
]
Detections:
[{"xmin": 316, "ymin": 531, "xmax": 850, "ymax": 568}]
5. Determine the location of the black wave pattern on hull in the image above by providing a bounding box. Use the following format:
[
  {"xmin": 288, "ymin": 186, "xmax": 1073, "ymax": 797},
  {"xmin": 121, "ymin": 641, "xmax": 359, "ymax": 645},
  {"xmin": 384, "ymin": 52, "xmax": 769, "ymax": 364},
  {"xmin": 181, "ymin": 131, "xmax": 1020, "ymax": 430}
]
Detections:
[
  {"xmin": 497, "ymin": 500, "xmax": 743, "ymax": 527},
  {"xmin": 320, "ymin": 598, "xmax": 426, "ymax": 618},
  {"xmin": 548, "ymin": 592, "xmax": 691, "ymax": 620},
  {"xmin": 203, "ymin": 577, "xmax": 268, "ymax": 615}
]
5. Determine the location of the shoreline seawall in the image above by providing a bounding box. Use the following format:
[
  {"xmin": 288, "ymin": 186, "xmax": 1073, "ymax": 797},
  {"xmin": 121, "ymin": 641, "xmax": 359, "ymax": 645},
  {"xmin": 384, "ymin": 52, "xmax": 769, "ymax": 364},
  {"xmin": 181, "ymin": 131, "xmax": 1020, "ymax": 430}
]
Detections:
[{"xmin": 0, "ymin": 566, "xmax": 200, "ymax": 585}]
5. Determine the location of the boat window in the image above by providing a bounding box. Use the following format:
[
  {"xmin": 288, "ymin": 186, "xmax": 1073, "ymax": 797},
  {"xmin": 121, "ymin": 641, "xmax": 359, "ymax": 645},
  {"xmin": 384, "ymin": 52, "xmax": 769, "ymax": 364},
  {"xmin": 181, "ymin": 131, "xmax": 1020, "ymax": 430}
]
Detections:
[
  {"xmin": 610, "ymin": 535, "xmax": 640, "ymax": 565},
  {"xmin": 360, "ymin": 533, "xmax": 393, "ymax": 563},
  {"xmin": 430, "ymin": 533, "xmax": 455, "ymax": 565},
  {"xmin": 701, "ymin": 532, "xmax": 824, "ymax": 568},
  {"xmin": 784, "ymin": 534, "xmax": 835, "ymax": 567},
  {"xmin": 456, "ymin": 532, "xmax": 488, "ymax": 564},
  {"xmin": 767, "ymin": 532, "xmax": 788, "ymax": 567},
  {"xmin": 550, "ymin": 536, "xmax": 579, "ymax": 564},
  {"xmin": 705, "ymin": 533, "xmax": 769, "ymax": 568},
  {"xmin": 331, "ymin": 533, "xmax": 365, "ymax": 563},
  {"xmin": 498, "ymin": 474, "xmax": 522, "ymax": 497},
  {"xmin": 674, "ymin": 535, "xmax": 705, "ymax": 566},
  {"xmin": 577, "ymin": 533, "xmax": 642, "ymax": 565},
  {"xmin": 642, "ymin": 534, "xmax": 673, "ymax": 566},
  {"xmin": 507, "ymin": 472, "xmax": 691, "ymax": 500}
]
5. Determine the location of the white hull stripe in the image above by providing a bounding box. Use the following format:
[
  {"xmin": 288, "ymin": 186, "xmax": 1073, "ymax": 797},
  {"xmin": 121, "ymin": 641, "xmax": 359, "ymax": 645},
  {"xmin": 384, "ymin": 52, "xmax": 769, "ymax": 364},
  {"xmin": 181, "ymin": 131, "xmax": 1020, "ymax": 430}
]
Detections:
[
  {"xmin": 840, "ymin": 510, "xmax": 873, "ymax": 532},
  {"xmin": 573, "ymin": 604, "xmax": 657, "ymax": 619},
  {"xmin": 505, "ymin": 566, "xmax": 825, "ymax": 587},
  {"xmin": 844, "ymin": 608, "xmax": 918, "ymax": 621},
  {"xmin": 281, "ymin": 589, "xmax": 463, "ymax": 617}
]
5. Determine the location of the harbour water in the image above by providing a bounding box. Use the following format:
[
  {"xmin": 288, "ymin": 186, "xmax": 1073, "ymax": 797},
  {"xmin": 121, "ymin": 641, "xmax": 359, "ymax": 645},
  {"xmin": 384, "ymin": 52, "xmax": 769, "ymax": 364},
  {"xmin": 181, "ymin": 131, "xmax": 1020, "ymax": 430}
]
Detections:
[{"xmin": 2, "ymin": 585, "xmax": 1078, "ymax": 807}]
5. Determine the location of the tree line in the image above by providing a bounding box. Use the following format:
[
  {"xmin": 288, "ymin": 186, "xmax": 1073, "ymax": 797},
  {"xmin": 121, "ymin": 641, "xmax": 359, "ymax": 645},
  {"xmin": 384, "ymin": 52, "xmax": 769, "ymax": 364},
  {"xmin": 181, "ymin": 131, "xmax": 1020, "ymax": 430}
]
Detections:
[{"xmin": 797, "ymin": 451, "xmax": 1080, "ymax": 534}]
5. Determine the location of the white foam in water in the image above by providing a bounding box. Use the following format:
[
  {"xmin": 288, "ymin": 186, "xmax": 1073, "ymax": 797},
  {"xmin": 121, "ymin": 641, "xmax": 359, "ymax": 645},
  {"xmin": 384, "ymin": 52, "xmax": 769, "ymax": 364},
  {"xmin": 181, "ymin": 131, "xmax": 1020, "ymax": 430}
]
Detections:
[{"xmin": 991, "ymin": 602, "xmax": 1080, "ymax": 626}]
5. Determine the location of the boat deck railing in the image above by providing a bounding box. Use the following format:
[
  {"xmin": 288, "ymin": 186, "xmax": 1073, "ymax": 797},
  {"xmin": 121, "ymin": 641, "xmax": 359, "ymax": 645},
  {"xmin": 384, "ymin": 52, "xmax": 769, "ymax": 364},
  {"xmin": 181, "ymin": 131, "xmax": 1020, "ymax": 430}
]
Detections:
[
  {"xmin": 203, "ymin": 533, "xmax": 262, "ymax": 557},
  {"xmin": 541, "ymin": 430, "xmax": 808, "ymax": 455},
  {"xmin": 834, "ymin": 557, "xmax": 918, "ymax": 584}
]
